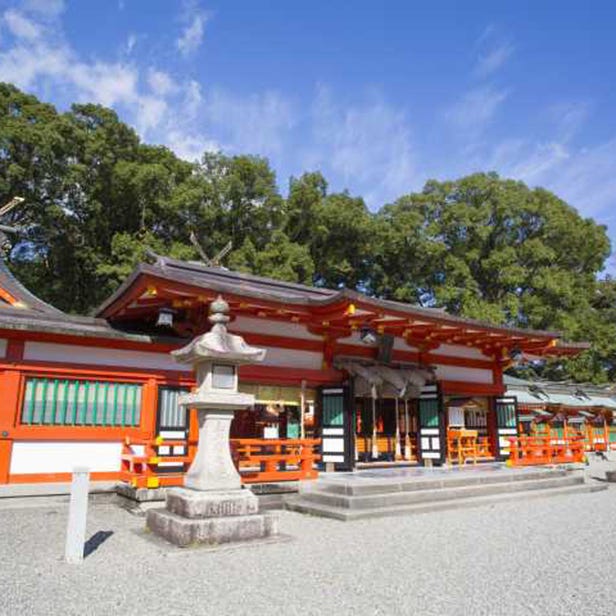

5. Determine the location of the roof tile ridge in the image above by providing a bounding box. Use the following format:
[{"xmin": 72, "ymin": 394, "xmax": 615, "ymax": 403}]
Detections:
[{"xmin": 157, "ymin": 257, "xmax": 338, "ymax": 297}]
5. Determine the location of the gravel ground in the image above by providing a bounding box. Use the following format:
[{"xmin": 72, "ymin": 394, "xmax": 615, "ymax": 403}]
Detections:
[{"xmin": 1, "ymin": 460, "xmax": 616, "ymax": 616}]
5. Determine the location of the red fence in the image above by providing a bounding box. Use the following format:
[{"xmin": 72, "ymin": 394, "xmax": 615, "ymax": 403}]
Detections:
[
  {"xmin": 507, "ymin": 435, "xmax": 585, "ymax": 466},
  {"xmin": 120, "ymin": 436, "xmax": 320, "ymax": 489}
]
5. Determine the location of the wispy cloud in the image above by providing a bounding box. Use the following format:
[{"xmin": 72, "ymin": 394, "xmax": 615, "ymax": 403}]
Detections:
[
  {"xmin": 21, "ymin": 0, "xmax": 65, "ymax": 18},
  {"xmin": 124, "ymin": 33, "xmax": 137, "ymax": 55},
  {"xmin": 475, "ymin": 43, "xmax": 514, "ymax": 78},
  {"xmin": 2, "ymin": 2, "xmax": 616, "ymax": 249},
  {"xmin": 0, "ymin": 6, "xmax": 184, "ymax": 141},
  {"xmin": 445, "ymin": 85, "xmax": 509, "ymax": 134},
  {"xmin": 306, "ymin": 86, "xmax": 417, "ymax": 205},
  {"xmin": 3, "ymin": 9, "xmax": 42, "ymax": 40},
  {"xmin": 147, "ymin": 68, "xmax": 176, "ymax": 96},
  {"xmin": 204, "ymin": 88, "xmax": 295, "ymax": 156},
  {"xmin": 473, "ymin": 25, "xmax": 514, "ymax": 78},
  {"xmin": 547, "ymin": 101, "xmax": 591, "ymax": 142},
  {"xmin": 177, "ymin": 1, "xmax": 208, "ymax": 57}
]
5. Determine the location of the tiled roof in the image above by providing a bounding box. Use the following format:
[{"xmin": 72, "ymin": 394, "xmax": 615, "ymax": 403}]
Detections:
[
  {"xmin": 96, "ymin": 255, "xmax": 564, "ymax": 340},
  {"xmin": 0, "ymin": 259, "xmax": 64, "ymax": 315}
]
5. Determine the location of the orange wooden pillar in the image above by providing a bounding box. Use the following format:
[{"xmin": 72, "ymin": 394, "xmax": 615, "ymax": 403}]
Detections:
[
  {"xmin": 0, "ymin": 340, "xmax": 25, "ymax": 484},
  {"xmin": 141, "ymin": 378, "xmax": 159, "ymax": 439}
]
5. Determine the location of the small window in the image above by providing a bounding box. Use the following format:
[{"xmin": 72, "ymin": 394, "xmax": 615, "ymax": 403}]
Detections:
[
  {"xmin": 21, "ymin": 378, "xmax": 142, "ymax": 427},
  {"xmin": 212, "ymin": 364, "xmax": 235, "ymax": 389}
]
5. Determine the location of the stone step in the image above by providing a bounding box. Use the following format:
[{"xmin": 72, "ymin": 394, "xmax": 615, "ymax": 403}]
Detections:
[
  {"xmin": 300, "ymin": 474, "xmax": 584, "ymax": 510},
  {"xmin": 286, "ymin": 482, "xmax": 607, "ymax": 521},
  {"xmin": 313, "ymin": 468, "xmax": 568, "ymax": 497}
]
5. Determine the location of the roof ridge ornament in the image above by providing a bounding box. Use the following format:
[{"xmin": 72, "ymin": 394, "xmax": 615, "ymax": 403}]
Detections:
[
  {"xmin": 0, "ymin": 196, "xmax": 25, "ymax": 257},
  {"xmin": 189, "ymin": 231, "xmax": 232, "ymax": 268}
]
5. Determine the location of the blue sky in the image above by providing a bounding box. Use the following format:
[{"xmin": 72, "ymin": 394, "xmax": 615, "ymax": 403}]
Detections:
[{"xmin": 1, "ymin": 0, "xmax": 616, "ymax": 269}]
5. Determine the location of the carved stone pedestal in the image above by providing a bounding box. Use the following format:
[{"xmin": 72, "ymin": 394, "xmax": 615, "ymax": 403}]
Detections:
[{"xmin": 147, "ymin": 488, "xmax": 277, "ymax": 547}]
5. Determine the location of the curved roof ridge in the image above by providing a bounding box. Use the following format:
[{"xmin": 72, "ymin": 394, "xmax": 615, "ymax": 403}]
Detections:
[
  {"xmin": 0, "ymin": 259, "xmax": 64, "ymax": 315},
  {"xmin": 95, "ymin": 257, "xmax": 564, "ymax": 340},
  {"xmin": 156, "ymin": 255, "xmax": 338, "ymax": 298}
]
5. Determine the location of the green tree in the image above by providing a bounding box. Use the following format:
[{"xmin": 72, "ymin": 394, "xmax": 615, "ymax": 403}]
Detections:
[
  {"xmin": 376, "ymin": 173, "xmax": 610, "ymax": 332},
  {"xmin": 228, "ymin": 230, "xmax": 314, "ymax": 284},
  {"xmin": 310, "ymin": 191, "xmax": 374, "ymax": 289},
  {"xmin": 3, "ymin": 84, "xmax": 616, "ymax": 383},
  {"xmin": 285, "ymin": 171, "xmax": 327, "ymax": 245}
]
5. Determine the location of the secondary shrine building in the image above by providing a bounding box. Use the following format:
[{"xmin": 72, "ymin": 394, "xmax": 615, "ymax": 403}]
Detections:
[{"xmin": 0, "ymin": 255, "xmax": 584, "ymax": 485}]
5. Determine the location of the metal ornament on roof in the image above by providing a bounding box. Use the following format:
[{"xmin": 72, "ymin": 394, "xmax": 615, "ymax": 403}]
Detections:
[
  {"xmin": 0, "ymin": 197, "xmax": 25, "ymax": 257},
  {"xmin": 189, "ymin": 231, "xmax": 233, "ymax": 268}
]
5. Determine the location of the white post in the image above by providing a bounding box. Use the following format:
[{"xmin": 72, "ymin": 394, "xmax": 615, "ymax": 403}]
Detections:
[
  {"xmin": 65, "ymin": 467, "xmax": 90, "ymax": 565},
  {"xmin": 300, "ymin": 379, "xmax": 306, "ymax": 440},
  {"xmin": 371, "ymin": 385, "xmax": 379, "ymax": 460},
  {"xmin": 394, "ymin": 397, "xmax": 402, "ymax": 460}
]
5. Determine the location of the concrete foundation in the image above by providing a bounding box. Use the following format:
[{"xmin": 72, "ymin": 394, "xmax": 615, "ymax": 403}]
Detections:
[{"xmin": 146, "ymin": 487, "xmax": 277, "ymax": 547}]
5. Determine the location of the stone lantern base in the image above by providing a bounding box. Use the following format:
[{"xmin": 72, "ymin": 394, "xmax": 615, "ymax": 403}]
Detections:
[{"xmin": 147, "ymin": 488, "xmax": 277, "ymax": 547}]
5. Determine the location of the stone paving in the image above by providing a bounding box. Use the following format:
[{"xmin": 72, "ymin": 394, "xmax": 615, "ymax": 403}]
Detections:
[{"xmin": 1, "ymin": 458, "xmax": 615, "ymax": 616}]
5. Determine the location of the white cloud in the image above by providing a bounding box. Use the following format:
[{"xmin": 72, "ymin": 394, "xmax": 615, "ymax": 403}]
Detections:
[
  {"xmin": 473, "ymin": 25, "xmax": 514, "ymax": 77},
  {"xmin": 3, "ymin": 9, "xmax": 41, "ymax": 40},
  {"xmin": 125, "ymin": 33, "xmax": 137, "ymax": 55},
  {"xmin": 147, "ymin": 69, "xmax": 176, "ymax": 96},
  {"xmin": 307, "ymin": 86, "xmax": 417, "ymax": 206},
  {"xmin": 183, "ymin": 79, "xmax": 202, "ymax": 117},
  {"xmin": 204, "ymin": 88, "xmax": 295, "ymax": 156},
  {"xmin": 545, "ymin": 139, "xmax": 616, "ymax": 219},
  {"xmin": 22, "ymin": 0, "xmax": 65, "ymax": 17},
  {"xmin": 0, "ymin": 14, "xmax": 174, "ymax": 139},
  {"xmin": 166, "ymin": 130, "xmax": 218, "ymax": 161},
  {"xmin": 445, "ymin": 86, "xmax": 509, "ymax": 134},
  {"xmin": 547, "ymin": 101, "xmax": 590, "ymax": 142},
  {"xmin": 475, "ymin": 43, "xmax": 514, "ymax": 77},
  {"xmin": 177, "ymin": 6, "xmax": 207, "ymax": 57},
  {"xmin": 69, "ymin": 60, "xmax": 139, "ymax": 106}
]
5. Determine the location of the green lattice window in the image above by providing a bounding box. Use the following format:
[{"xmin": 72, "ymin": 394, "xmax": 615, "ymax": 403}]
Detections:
[
  {"xmin": 419, "ymin": 399, "xmax": 440, "ymax": 428},
  {"xmin": 21, "ymin": 378, "xmax": 142, "ymax": 427},
  {"xmin": 496, "ymin": 402, "xmax": 517, "ymax": 428},
  {"xmin": 322, "ymin": 394, "xmax": 344, "ymax": 426}
]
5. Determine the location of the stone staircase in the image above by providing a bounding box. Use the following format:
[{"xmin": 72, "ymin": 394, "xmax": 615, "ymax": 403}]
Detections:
[{"xmin": 286, "ymin": 467, "xmax": 606, "ymax": 521}]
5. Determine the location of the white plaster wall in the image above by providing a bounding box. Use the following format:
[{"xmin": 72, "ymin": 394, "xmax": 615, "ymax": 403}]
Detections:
[
  {"xmin": 393, "ymin": 337, "xmax": 420, "ymax": 352},
  {"xmin": 337, "ymin": 331, "xmax": 419, "ymax": 352},
  {"xmin": 260, "ymin": 346, "xmax": 323, "ymax": 370},
  {"xmin": 337, "ymin": 331, "xmax": 363, "ymax": 345},
  {"xmin": 0, "ymin": 338, "xmax": 6, "ymax": 358},
  {"xmin": 230, "ymin": 316, "xmax": 320, "ymax": 340},
  {"xmin": 9, "ymin": 442, "xmax": 123, "ymax": 474},
  {"xmin": 434, "ymin": 364, "xmax": 493, "ymax": 384},
  {"xmin": 24, "ymin": 342, "xmax": 187, "ymax": 372},
  {"xmin": 434, "ymin": 344, "xmax": 490, "ymax": 360}
]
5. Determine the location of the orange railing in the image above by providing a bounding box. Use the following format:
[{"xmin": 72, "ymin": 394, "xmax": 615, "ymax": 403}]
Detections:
[
  {"xmin": 231, "ymin": 438, "xmax": 320, "ymax": 483},
  {"xmin": 120, "ymin": 436, "xmax": 320, "ymax": 489},
  {"xmin": 507, "ymin": 435, "xmax": 585, "ymax": 466},
  {"xmin": 446, "ymin": 427, "xmax": 493, "ymax": 465}
]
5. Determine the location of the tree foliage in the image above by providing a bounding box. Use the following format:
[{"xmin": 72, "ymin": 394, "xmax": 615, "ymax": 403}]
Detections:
[{"xmin": 2, "ymin": 84, "xmax": 615, "ymax": 382}]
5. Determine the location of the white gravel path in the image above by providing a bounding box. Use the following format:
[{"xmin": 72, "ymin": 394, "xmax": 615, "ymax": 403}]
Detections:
[{"xmin": 1, "ymin": 461, "xmax": 615, "ymax": 616}]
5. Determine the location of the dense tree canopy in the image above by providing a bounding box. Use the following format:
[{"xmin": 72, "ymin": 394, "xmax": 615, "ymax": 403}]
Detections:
[{"xmin": 1, "ymin": 83, "xmax": 615, "ymax": 382}]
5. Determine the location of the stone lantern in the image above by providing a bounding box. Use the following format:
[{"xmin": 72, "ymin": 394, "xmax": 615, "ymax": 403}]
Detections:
[{"xmin": 147, "ymin": 296, "xmax": 277, "ymax": 547}]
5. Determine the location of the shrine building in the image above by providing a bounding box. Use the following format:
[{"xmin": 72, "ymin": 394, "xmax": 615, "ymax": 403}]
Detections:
[{"xmin": 0, "ymin": 254, "xmax": 588, "ymax": 486}]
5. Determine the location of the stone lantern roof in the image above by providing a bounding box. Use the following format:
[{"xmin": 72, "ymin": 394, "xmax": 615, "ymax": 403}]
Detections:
[{"xmin": 171, "ymin": 295, "xmax": 266, "ymax": 366}]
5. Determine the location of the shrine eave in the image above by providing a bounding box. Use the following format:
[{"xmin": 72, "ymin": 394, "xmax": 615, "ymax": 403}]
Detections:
[{"xmin": 94, "ymin": 256, "xmax": 583, "ymax": 358}]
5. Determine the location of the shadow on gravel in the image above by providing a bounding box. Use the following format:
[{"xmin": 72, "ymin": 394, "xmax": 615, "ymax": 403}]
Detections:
[{"xmin": 84, "ymin": 530, "xmax": 114, "ymax": 558}]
